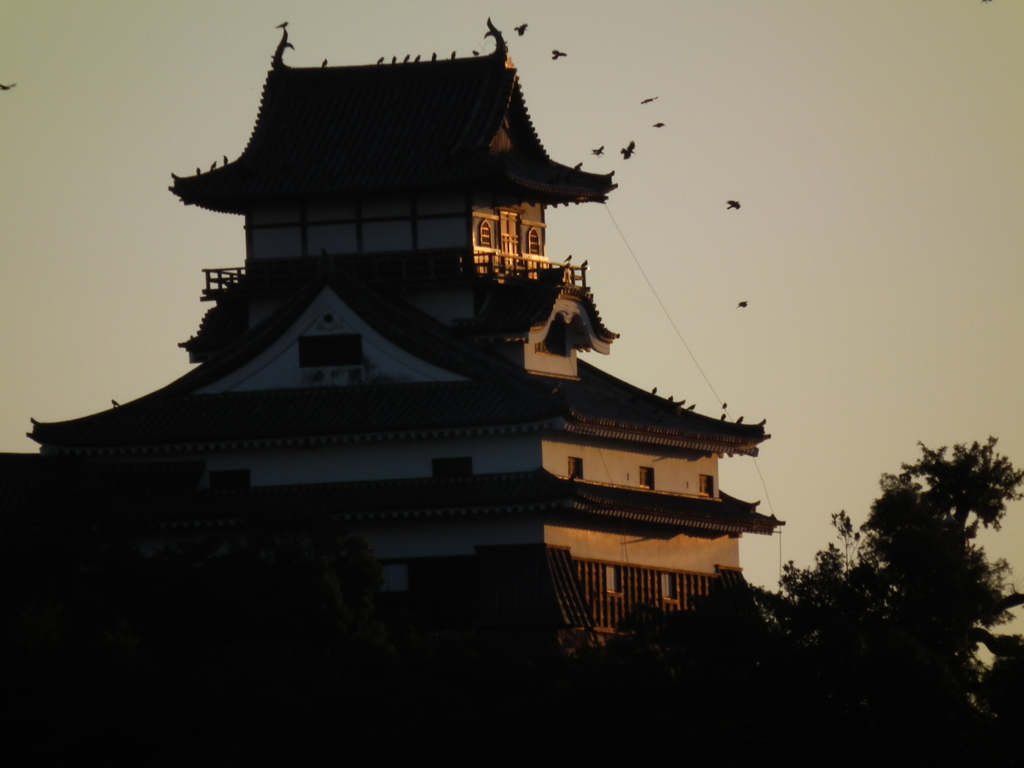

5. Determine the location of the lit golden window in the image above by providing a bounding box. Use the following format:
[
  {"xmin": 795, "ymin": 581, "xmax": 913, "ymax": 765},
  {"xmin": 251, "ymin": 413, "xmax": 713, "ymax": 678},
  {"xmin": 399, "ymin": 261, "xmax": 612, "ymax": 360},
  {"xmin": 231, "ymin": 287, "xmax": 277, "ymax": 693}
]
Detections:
[
  {"xmin": 527, "ymin": 227, "xmax": 541, "ymax": 256},
  {"xmin": 478, "ymin": 220, "xmax": 493, "ymax": 248}
]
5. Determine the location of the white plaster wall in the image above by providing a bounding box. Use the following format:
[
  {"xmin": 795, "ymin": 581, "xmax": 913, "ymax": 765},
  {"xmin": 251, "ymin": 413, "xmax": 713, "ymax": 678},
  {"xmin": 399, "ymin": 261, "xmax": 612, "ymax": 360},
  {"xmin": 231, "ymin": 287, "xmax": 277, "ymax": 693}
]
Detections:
[
  {"xmin": 195, "ymin": 287, "xmax": 467, "ymax": 393},
  {"xmin": 203, "ymin": 432, "xmax": 543, "ymax": 486},
  {"xmin": 542, "ymin": 434, "xmax": 718, "ymax": 496},
  {"xmin": 544, "ymin": 524, "xmax": 740, "ymax": 572}
]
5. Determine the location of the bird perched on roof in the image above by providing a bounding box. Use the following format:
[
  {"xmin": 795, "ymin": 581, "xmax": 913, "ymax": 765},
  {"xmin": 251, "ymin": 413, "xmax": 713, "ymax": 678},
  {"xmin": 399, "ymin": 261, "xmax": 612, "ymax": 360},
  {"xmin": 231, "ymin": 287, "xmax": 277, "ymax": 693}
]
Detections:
[
  {"xmin": 721, "ymin": 414, "xmax": 727, "ymax": 421},
  {"xmin": 552, "ymin": 50, "xmax": 567, "ymax": 60},
  {"xmin": 580, "ymin": 260, "xmax": 589, "ymax": 270},
  {"xmin": 621, "ymin": 141, "xmax": 636, "ymax": 159},
  {"xmin": 223, "ymin": 155, "xmax": 228, "ymax": 166},
  {"xmin": 322, "ymin": 59, "xmax": 328, "ymax": 67},
  {"xmin": 392, "ymin": 56, "xmax": 397, "ymax": 64},
  {"xmin": 736, "ymin": 416, "xmax": 744, "ymax": 424},
  {"xmin": 727, "ymin": 200, "xmax": 741, "ymax": 209},
  {"xmin": 0, "ymin": 83, "xmax": 15, "ymax": 90},
  {"xmin": 574, "ymin": 162, "xmax": 583, "ymax": 170},
  {"xmin": 652, "ymin": 387, "xmax": 658, "ymax": 395},
  {"xmin": 641, "ymin": 97, "xmax": 658, "ymax": 105},
  {"xmin": 210, "ymin": 161, "xmax": 217, "ymax": 171},
  {"xmin": 653, "ymin": 123, "xmax": 665, "ymax": 128},
  {"xmin": 196, "ymin": 167, "xmax": 201, "ymax": 175},
  {"xmin": 112, "ymin": 400, "xmax": 120, "ymax": 408},
  {"xmin": 472, "ymin": 51, "xmax": 480, "ymax": 56},
  {"xmin": 451, "ymin": 51, "xmax": 457, "ymax": 59},
  {"xmin": 431, "ymin": 53, "xmax": 437, "ymax": 61},
  {"xmin": 414, "ymin": 55, "xmax": 420, "ymax": 62},
  {"xmin": 564, "ymin": 255, "xmax": 572, "ymax": 264},
  {"xmin": 377, "ymin": 57, "xmax": 384, "ymax": 65},
  {"xmin": 737, "ymin": 301, "xmax": 748, "ymax": 308},
  {"xmin": 592, "ymin": 146, "xmax": 604, "ymax": 157},
  {"xmin": 515, "ymin": 24, "xmax": 528, "ymax": 36},
  {"xmin": 403, "ymin": 54, "xmax": 410, "ymax": 63}
]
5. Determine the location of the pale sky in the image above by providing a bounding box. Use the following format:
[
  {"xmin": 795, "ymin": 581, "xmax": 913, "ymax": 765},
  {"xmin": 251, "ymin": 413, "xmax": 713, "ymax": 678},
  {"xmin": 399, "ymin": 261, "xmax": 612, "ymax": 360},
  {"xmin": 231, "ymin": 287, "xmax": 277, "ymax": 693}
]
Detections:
[{"xmin": 2, "ymin": 1, "xmax": 1022, "ymax": 609}]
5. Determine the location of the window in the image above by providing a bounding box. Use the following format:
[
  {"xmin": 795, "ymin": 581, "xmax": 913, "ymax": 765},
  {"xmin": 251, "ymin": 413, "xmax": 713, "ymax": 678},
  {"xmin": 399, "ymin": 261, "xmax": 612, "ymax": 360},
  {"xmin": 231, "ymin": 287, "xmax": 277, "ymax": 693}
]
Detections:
[
  {"xmin": 568, "ymin": 456, "xmax": 583, "ymax": 479},
  {"xmin": 381, "ymin": 563, "xmax": 409, "ymax": 592},
  {"xmin": 661, "ymin": 572, "xmax": 678, "ymax": 600},
  {"xmin": 526, "ymin": 227, "xmax": 541, "ymax": 256},
  {"xmin": 299, "ymin": 334, "xmax": 362, "ymax": 367},
  {"xmin": 432, "ymin": 457, "xmax": 473, "ymax": 478},
  {"xmin": 209, "ymin": 469, "xmax": 250, "ymax": 490},
  {"xmin": 639, "ymin": 466, "xmax": 655, "ymax": 489},
  {"xmin": 478, "ymin": 220, "xmax": 493, "ymax": 248},
  {"xmin": 499, "ymin": 210, "xmax": 519, "ymax": 255},
  {"xmin": 605, "ymin": 565, "xmax": 622, "ymax": 594},
  {"xmin": 699, "ymin": 474, "xmax": 714, "ymax": 496}
]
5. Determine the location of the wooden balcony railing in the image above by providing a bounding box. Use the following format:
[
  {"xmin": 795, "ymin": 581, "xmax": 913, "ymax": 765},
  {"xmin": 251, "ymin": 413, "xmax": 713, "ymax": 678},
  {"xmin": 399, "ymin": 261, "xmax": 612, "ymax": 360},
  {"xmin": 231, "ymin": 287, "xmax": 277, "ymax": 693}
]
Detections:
[{"xmin": 202, "ymin": 250, "xmax": 587, "ymax": 299}]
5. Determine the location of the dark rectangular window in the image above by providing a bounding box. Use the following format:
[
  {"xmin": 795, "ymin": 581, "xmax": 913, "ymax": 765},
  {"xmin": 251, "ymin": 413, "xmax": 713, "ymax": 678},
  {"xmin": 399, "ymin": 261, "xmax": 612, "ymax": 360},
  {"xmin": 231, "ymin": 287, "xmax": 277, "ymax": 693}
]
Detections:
[
  {"xmin": 699, "ymin": 474, "xmax": 714, "ymax": 496},
  {"xmin": 432, "ymin": 457, "xmax": 473, "ymax": 478},
  {"xmin": 639, "ymin": 466, "xmax": 655, "ymax": 489},
  {"xmin": 568, "ymin": 456, "xmax": 583, "ymax": 479},
  {"xmin": 209, "ymin": 469, "xmax": 250, "ymax": 490},
  {"xmin": 299, "ymin": 334, "xmax": 362, "ymax": 367}
]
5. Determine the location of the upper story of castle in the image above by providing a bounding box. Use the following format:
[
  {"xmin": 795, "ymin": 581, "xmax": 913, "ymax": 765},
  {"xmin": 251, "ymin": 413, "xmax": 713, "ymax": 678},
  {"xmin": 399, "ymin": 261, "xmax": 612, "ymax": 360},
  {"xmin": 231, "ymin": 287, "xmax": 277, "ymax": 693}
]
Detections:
[{"xmin": 170, "ymin": 22, "xmax": 615, "ymax": 300}]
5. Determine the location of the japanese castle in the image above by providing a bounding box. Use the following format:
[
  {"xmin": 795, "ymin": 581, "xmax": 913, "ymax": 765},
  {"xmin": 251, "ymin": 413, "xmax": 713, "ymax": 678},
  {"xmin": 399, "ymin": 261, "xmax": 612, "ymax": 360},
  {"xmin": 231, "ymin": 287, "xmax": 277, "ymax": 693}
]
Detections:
[{"xmin": 18, "ymin": 23, "xmax": 781, "ymax": 637}]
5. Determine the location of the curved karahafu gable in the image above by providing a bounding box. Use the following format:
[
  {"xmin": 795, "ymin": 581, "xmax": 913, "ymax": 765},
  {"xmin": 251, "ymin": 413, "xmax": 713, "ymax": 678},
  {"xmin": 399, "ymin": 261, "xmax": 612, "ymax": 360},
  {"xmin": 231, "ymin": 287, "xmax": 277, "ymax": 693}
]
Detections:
[{"xmin": 171, "ymin": 33, "xmax": 615, "ymax": 214}]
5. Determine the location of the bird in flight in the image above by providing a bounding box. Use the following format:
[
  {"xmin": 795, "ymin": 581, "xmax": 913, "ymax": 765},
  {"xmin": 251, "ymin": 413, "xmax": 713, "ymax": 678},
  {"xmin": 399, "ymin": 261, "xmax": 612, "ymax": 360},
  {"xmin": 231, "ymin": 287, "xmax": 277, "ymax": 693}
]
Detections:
[
  {"xmin": 621, "ymin": 141, "xmax": 636, "ymax": 159},
  {"xmin": 592, "ymin": 146, "xmax": 604, "ymax": 156},
  {"xmin": 0, "ymin": 83, "xmax": 15, "ymax": 90},
  {"xmin": 552, "ymin": 50, "xmax": 567, "ymax": 60},
  {"xmin": 515, "ymin": 24, "xmax": 528, "ymax": 36},
  {"xmin": 727, "ymin": 200, "xmax": 741, "ymax": 209},
  {"xmin": 641, "ymin": 97, "xmax": 658, "ymax": 105},
  {"xmin": 737, "ymin": 301, "xmax": 748, "ymax": 308},
  {"xmin": 653, "ymin": 122, "xmax": 665, "ymax": 128}
]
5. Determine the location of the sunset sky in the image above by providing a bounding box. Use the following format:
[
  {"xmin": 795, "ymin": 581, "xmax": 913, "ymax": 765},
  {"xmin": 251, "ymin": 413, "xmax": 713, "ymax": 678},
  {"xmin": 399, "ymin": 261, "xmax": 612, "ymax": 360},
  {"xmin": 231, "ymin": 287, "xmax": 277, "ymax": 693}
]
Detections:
[{"xmin": 2, "ymin": 0, "xmax": 1022, "ymax": 603}]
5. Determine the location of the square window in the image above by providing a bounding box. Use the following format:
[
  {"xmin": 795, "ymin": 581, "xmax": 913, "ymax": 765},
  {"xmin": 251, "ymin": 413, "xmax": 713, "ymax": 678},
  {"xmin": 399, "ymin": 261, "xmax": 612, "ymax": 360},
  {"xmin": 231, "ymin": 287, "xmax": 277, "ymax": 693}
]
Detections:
[
  {"xmin": 699, "ymin": 474, "xmax": 714, "ymax": 496},
  {"xmin": 299, "ymin": 334, "xmax": 362, "ymax": 367},
  {"xmin": 605, "ymin": 564, "xmax": 622, "ymax": 594},
  {"xmin": 639, "ymin": 466, "xmax": 655, "ymax": 489},
  {"xmin": 432, "ymin": 457, "xmax": 473, "ymax": 478},
  {"xmin": 381, "ymin": 563, "xmax": 409, "ymax": 592},
  {"xmin": 568, "ymin": 456, "xmax": 583, "ymax": 479},
  {"xmin": 209, "ymin": 469, "xmax": 250, "ymax": 490}
]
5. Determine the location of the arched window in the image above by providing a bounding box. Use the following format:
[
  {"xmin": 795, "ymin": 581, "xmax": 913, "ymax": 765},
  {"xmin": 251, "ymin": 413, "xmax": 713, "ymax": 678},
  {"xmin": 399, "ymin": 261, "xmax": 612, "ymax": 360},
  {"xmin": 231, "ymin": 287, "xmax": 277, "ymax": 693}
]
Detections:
[
  {"xmin": 527, "ymin": 227, "xmax": 541, "ymax": 256},
  {"xmin": 478, "ymin": 220, "xmax": 493, "ymax": 248}
]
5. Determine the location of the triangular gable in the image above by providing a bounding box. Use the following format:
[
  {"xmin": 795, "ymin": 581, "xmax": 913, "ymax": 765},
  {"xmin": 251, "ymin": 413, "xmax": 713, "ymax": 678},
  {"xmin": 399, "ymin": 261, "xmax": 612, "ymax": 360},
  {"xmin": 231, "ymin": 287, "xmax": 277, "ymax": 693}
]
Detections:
[{"xmin": 195, "ymin": 285, "xmax": 467, "ymax": 394}]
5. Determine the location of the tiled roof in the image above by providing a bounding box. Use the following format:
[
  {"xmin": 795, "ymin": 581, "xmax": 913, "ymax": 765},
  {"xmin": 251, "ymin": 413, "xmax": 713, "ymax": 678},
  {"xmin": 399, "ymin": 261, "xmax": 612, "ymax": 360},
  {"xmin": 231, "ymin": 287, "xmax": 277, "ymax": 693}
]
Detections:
[
  {"xmin": 178, "ymin": 301, "xmax": 248, "ymax": 361},
  {"xmin": 159, "ymin": 469, "xmax": 781, "ymax": 536},
  {"xmin": 30, "ymin": 272, "xmax": 767, "ymax": 455},
  {"xmin": 171, "ymin": 46, "xmax": 614, "ymax": 213},
  {"xmin": 453, "ymin": 269, "xmax": 617, "ymax": 342}
]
